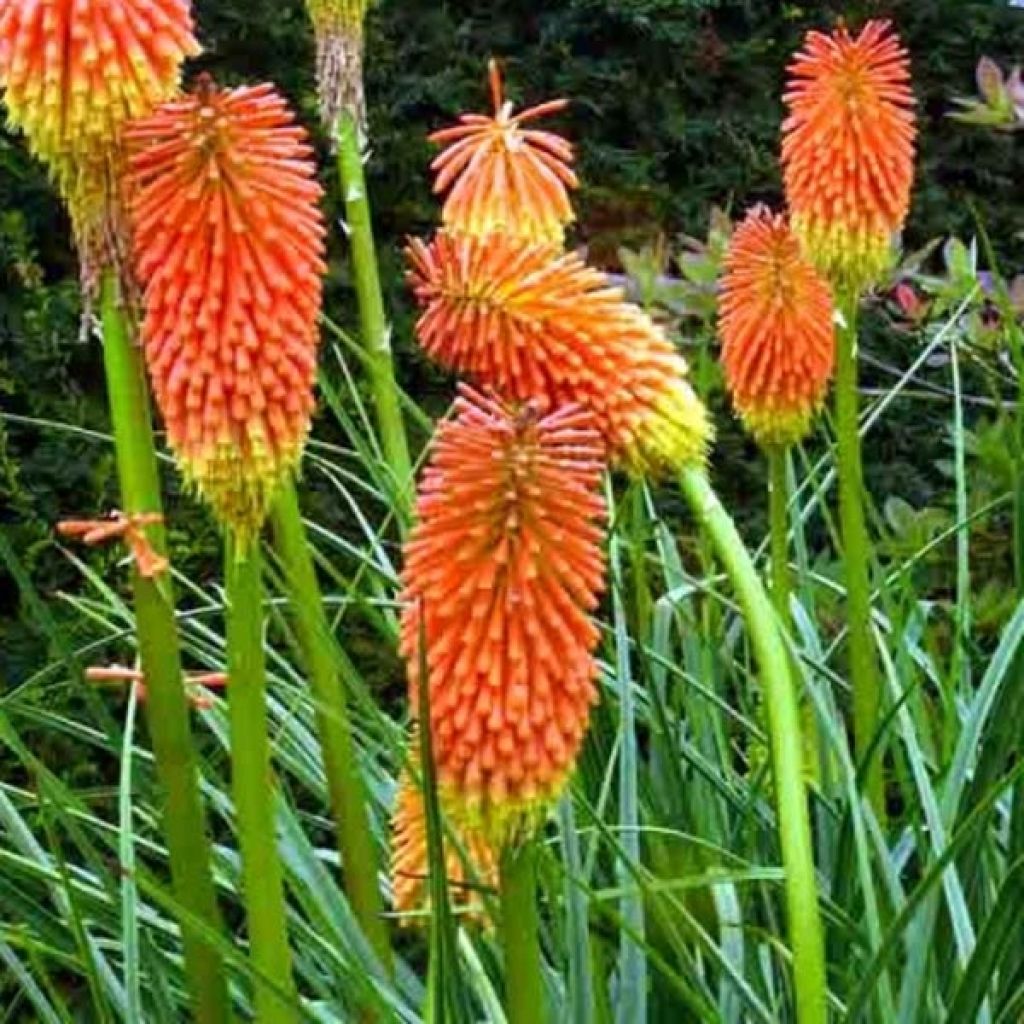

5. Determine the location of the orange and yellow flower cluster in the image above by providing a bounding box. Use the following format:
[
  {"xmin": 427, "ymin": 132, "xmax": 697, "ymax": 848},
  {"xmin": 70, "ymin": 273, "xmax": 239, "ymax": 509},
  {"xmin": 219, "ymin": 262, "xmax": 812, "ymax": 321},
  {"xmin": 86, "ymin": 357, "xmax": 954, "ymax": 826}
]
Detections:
[
  {"xmin": 0, "ymin": 0, "xmax": 199, "ymax": 277},
  {"xmin": 125, "ymin": 78, "xmax": 326, "ymax": 540},
  {"xmin": 401, "ymin": 387, "xmax": 607, "ymax": 837},
  {"xmin": 718, "ymin": 207, "xmax": 835, "ymax": 447},
  {"xmin": 406, "ymin": 232, "xmax": 709, "ymax": 474},
  {"xmin": 781, "ymin": 20, "xmax": 916, "ymax": 293},
  {"xmin": 719, "ymin": 20, "xmax": 915, "ymax": 447},
  {"xmin": 393, "ymin": 62, "xmax": 713, "ymax": 916}
]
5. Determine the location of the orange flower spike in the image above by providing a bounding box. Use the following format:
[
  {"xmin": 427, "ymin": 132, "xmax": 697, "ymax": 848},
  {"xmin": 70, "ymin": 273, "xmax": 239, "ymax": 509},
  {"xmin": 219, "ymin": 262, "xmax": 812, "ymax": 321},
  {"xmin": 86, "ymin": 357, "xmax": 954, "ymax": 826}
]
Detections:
[
  {"xmin": 400, "ymin": 387, "xmax": 607, "ymax": 840},
  {"xmin": 390, "ymin": 731, "xmax": 498, "ymax": 927},
  {"xmin": 718, "ymin": 207, "xmax": 836, "ymax": 447},
  {"xmin": 125, "ymin": 79, "xmax": 327, "ymax": 542},
  {"xmin": 781, "ymin": 20, "xmax": 916, "ymax": 292},
  {"xmin": 429, "ymin": 60, "xmax": 577, "ymax": 245},
  {"xmin": 406, "ymin": 232, "xmax": 711, "ymax": 475},
  {"xmin": 0, "ymin": 0, "xmax": 199, "ymax": 267}
]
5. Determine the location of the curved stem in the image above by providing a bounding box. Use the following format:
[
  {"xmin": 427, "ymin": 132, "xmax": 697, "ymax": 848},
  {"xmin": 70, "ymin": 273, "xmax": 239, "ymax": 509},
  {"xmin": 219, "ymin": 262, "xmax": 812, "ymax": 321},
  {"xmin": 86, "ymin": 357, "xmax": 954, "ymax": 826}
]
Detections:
[
  {"xmin": 499, "ymin": 840, "xmax": 545, "ymax": 1024},
  {"xmin": 835, "ymin": 296, "xmax": 884, "ymax": 814},
  {"xmin": 679, "ymin": 465, "xmax": 826, "ymax": 1024},
  {"xmin": 336, "ymin": 111, "xmax": 413, "ymax": 502},
  {"xmin": 225, "ymin": 540, "xmax": 298, "ymax": 1023},
  {"xmin": 100, "ymin": 277, "xmax": 231, "ymax": 1024},
  {"xmin": 269, "ymin": 483, "xmax": 392, "ymax": 972}
]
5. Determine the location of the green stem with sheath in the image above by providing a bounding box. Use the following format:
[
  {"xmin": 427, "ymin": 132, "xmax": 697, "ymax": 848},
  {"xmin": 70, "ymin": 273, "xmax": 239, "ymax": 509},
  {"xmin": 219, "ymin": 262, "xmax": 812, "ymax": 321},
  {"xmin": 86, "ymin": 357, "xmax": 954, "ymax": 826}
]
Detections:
[{"xmin": 100, "ymin": 276, "xmax": 231, "ymax": 1024}]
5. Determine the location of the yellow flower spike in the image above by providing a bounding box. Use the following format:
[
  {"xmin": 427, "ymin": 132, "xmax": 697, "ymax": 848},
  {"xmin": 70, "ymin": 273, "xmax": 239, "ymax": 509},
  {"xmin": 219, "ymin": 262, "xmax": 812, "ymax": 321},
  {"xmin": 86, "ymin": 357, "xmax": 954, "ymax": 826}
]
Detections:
[{"xmin": 781, "ymin": 19, "xmax": 916, "ymax": 293}]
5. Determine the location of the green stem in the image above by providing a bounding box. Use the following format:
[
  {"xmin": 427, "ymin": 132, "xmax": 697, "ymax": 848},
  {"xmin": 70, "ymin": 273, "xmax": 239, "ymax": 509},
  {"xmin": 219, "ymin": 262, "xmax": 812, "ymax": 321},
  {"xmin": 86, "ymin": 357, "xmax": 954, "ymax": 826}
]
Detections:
[
  {"xmin": 768, "ymin": 446, "xmax": 822, "ymax": 788},
  {"xmin": 99, "ymin": 277, "xmax": 231, "ymax": 1024},
  {"xmin": 768, "ymin": 445, "xmax": 792, "ymax": 622},
  {"xmin": 499, "ymin": 840, "xmax": 545, "ymax": 1024},
  {"xmin": 336, "ymin": 110, "xmax": 413, "ymax": 500},
  {"xmin": 679, "ymin": 465, "xmax": 826, "ymax": 1024},
  {"xmin": 224, "ymin": 540, "xmax": 298, "ymax": 1023},
  {"xmin": 269, "ymin": 482, "xmax": 392, "ymax": 971},
  {"xmin": 835, "ymin": 296, "xmax": 884, "ymax": 814}
]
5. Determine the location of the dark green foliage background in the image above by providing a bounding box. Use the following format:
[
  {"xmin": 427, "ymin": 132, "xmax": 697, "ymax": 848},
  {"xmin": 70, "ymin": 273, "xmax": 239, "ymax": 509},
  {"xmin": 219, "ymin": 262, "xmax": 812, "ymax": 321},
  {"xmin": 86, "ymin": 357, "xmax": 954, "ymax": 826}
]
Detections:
[{"xmin": 2, "ymin": 0, "xmax": 1023, "ymax": 683}]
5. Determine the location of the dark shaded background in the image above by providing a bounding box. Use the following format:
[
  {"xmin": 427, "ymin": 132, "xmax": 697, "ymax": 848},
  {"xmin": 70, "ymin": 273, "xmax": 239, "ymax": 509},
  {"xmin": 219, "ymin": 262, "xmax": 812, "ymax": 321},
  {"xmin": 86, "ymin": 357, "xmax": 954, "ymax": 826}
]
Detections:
[{"xmin": 2, "ymin": 0, "xmax": 1023, "ymax": 683}]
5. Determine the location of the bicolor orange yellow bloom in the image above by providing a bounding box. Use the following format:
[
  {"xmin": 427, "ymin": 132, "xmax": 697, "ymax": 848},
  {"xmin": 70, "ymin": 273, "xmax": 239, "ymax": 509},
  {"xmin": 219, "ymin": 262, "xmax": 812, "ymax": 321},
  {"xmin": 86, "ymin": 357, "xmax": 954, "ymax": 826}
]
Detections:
[
  {"xmin": 781, "ymin": 20, "xmax": 915, "ymax": 292},
  {"xmin": 406, "ymin": 231, "xmax": 711, "ymax": 475},
  {"xmin": 304, "ymin": 0, "xmax": 370, "ymax": 135},
  {"xmin": 0, "ymin": 0, "xmax": 199, "ymax": 277},
  {"xmin": 400, "ymin": 387, "xmax": 606, "ymax": 839},
  {"xmin": 390, "ymin": 730, "xmax": 498, "ymax": 926},
  {"xmin": 429, "ymin": 60, "xmax": 577, "ymax": 245},
  {"xmin": 125, "ymin": 79, "xmax": 326, "ymax": 540},
  {"xmin": 718, "ymin": 207, "xmax": 835, "ymax": 447}
]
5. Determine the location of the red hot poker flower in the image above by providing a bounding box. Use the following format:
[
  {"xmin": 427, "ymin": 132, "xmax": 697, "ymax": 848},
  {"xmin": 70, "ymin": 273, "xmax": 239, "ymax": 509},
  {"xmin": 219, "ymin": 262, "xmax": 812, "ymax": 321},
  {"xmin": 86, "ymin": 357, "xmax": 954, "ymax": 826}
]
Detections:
[
  {"xmin": 0, "ymin": 0, "xmax": 199, "ymax": 280},
  {"xmin": 781, "ymin": 20, "xmax": 916, "ymax": 292},
  {"xmin": 400, "ymin": 387, "xmax": 607, "ymax": 840},
  {"xmin": 125, "ymin": 79, "xmax": 327, "ymax": 541},
  {"xmin": 429, "ymin": 60, "xmax": 577, "ymax": 245},
  {"xmin": 406, "ymin": 231, "xmax": 711, "ymax": 476},
  {"xmin": 718, "ymin": 207, "xmax": 836, "ymax": 447}
]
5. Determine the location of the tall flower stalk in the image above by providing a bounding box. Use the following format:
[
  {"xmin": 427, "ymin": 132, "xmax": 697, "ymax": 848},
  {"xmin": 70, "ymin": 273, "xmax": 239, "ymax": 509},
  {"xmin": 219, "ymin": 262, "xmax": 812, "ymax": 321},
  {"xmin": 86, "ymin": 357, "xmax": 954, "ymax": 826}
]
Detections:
[
  {"xmin": 269, "ymin": 484, "xmax": 392, "ymax": 970},
  {"xmin": 408, "ymin": 64, "xmax": 829, "ymax": 1021},
  {"xmin": 126, "ymin": 78, "xmax": 332, "ymax": 1020},
  {"xmin": 781, "ymin": 20, "xmax": 916, "ymax": 811},
  {"xmin": 0, "ymin": 5, "xmax": 231, "ymax": 1020},
  {"xmin": 304, "ymin": 0, "xmax": 412, "ymax": 495}
]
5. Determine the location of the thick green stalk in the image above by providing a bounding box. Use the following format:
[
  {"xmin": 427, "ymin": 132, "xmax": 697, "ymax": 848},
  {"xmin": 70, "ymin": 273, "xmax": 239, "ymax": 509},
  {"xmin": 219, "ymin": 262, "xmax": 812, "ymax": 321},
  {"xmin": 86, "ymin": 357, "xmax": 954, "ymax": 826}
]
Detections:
[
  {"xmin": 768, "ymin": 445, "xmax": 792, "ymax": 621},
  {"xmin": 679, "ymin": 466, "xmax": 826, "ymax": 1024},
  {"xmin": 835, "ymin": 296, "xmax": 884, "ymax": 814},
  {"xmin": 99, "ymin": 277, "xmax": 231, "ymax": 1024},
  {"xmin": 336, "ymin": 111, "xmax": 413, "ymax": 499},
  {"xmin": 224, "ymin": 541, "xmax": 298, "ymax": 1024},
  {"xmin": 269, "ymin": 482, "xmax": 392, "ymax": 970},
  {"xmin": 499, "ymin": 840, "xmax": 545, "ymax": 1024}
]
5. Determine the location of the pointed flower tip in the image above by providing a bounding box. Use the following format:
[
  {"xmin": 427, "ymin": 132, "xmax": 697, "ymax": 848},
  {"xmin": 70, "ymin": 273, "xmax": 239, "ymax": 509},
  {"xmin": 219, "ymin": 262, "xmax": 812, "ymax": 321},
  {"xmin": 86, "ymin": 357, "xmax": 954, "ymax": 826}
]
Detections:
[
  {"xmin": 390, "ymin": 730, "xmax": 499, "ymax": 927},
  {"xmin": 400, "ymin": 387, "xmax": 607, "ymax": 841},
  {"xmin": 718, "ymin": 207, "xmax": 836, "ymax": 448},
  {"xmin": 781, "ymin": 19, "xmax": 916, "ymax": 291},
  {"xmin": 428, "ymin": 62, "xmax": 576, "ymax": 245},
  {"xmin": 406, "ymin": 231, "xmax": 711, "ymax": 477},
  {"xmin": 126, "ymin": 79, "xmax": 327, "ymax": 539}
]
